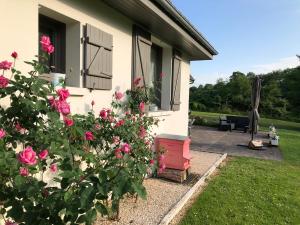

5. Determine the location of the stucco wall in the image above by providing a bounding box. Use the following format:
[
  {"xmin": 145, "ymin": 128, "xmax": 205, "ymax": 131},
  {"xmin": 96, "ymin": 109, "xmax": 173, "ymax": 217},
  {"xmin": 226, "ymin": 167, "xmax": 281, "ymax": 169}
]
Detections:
[{"xmin": 0, "ymin": 0, "xmax": 190, "ymax": 135}]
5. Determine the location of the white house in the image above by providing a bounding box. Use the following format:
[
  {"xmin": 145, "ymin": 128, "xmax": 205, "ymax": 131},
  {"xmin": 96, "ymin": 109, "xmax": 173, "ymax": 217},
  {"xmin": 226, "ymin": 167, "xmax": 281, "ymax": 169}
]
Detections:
[{"xmin": 0, "ymin": 0, "xmax": 217, "ymax": 137}]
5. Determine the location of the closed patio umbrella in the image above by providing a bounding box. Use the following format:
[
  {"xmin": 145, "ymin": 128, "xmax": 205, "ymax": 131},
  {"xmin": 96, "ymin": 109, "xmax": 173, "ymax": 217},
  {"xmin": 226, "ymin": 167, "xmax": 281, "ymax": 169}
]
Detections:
[{"xmin": 249, "ymin": 76, "xmax": 262, "ymax": 141}]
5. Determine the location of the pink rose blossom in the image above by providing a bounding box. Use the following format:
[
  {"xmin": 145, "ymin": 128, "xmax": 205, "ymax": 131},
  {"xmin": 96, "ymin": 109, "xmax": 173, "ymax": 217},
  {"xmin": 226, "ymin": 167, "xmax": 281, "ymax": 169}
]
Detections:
[
  {"xmin": 0, "ymin": 75, "xmax": 9, "ymax": 88},
  {"xmin": 149, "ymin": 159, "xmax": 155, "ymax": 165},
  {"xmin": 48, "ymin": 96, "xmax": 56, "ymax": 108},
  {"xmin": 18, "ymin": 146, "xmax": 37, "ymax": 166},
  {"xmin": 0, "ymin": 129, "xmax": 6, "ymax": 139},
  {"xmin": 121, "ymin": 143, "xmax": 131, "ymax": 154},
  {"xmin": 99, "ymin": 109, "xmax": 108, "ymax": 119},
  {"xmin": 64, "ymin": 117, "xmax": 74, "ymax": 127},
  {"xmin": 115, "ymin": 91, "xmax": 124, "ymax": 100},
  {"xmin": 0, "ymin": 60, "xmax": 12, "ymax": 70},
  {"xmin": 40, "ymin": 35, "xmax": 51, "ymax": 47},
  {"xmin": 112, "ymin": 136, "xmax": 120, "ymax": 144},
  {"xmin": 134, "ymin": 77, "xmax": 141, "ymax": 86},
  {"xmin": 56, "ymin": 88, "xmax": 70, "ymax": 101},
  {"xmin": 139, "ymin": 102, "xmax": 145, "ymax": 112},
  {"xmin": 57, "ymin": 100, "xmax": 71, "ymax": 115},
  {"xmin": 85, "ymin": 131, "xmax": 94, "ymax": 141},
  {"xmin": 114, "ymin": 148, "xmax": 123, "ymax": 159},
  {"xmin": 19, "ymin": 167, "xmax": 29, "ymax": 177},
  {"xmin": 15, "ymin": 122, "xmax": 27, "ymax": 134},
  {"xmin": 50, "ymin": 164, "xmax": 58, "ymax": 173},
  {"xmin": 38, "ymin": 149, "xmax": 48, "ymax": 160},
  {"xmin": 159, "ymin": 154, "xmax": 165, "ymax": 162},
  {"xmin": 115, "ymin": 119, "xmax": 125, "ymax": 128},
  {"xmin": 11, "ymin": 51, "xmax": 18, "ymax": 59},
  {"xmin": 5, "ymin": 220, "xmax": 18, "ymax": 225},
  {"xmin": 139, "ymin": 126, "xmax": 146, "ymax": 139},
  {"xmin": 45, "ymin": 44, "xmax": 55, "ymax": 54},
  {"xmin": 95, "ymin": 123, "xmax": 101, "ymax": 130}
]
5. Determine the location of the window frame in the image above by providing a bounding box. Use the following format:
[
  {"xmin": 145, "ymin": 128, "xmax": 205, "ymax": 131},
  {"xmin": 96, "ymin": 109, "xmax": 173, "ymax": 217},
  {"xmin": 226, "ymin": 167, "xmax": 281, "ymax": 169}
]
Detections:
[{"xmin": 39, "ymin": 14, "xmax": 66, "ymax": 74}]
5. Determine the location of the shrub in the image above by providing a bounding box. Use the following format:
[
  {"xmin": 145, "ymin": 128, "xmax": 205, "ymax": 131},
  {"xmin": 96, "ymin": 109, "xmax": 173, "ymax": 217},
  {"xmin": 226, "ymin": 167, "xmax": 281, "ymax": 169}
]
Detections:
[{"xmin": 0, "ymin": 36, "xmax": 162, "ymax": 225}]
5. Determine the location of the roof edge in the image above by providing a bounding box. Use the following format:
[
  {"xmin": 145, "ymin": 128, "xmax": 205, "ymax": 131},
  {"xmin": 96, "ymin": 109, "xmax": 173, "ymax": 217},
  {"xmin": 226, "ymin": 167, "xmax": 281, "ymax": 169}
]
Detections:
[{"xmin": 152, "ymin": 0, "xmax": 218, "ymax": 55}]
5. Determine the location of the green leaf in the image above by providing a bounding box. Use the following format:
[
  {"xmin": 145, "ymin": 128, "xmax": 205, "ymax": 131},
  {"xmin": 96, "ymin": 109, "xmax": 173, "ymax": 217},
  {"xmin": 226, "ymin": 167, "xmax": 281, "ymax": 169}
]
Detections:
[
  {"xmin": 95, "ymin": 202, "xmax": 108, "ymax": 216},
  {"xmin": 132, "ymin": 182, "xmax": 147, "ymax": 200}
]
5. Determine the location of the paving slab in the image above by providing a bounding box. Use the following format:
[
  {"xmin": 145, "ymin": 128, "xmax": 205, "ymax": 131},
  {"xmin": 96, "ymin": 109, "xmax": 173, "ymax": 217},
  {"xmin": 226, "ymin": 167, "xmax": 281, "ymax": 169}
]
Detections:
[{"xmin": 190, "ymin": 126, "xmax": 283, "ymax": 161}]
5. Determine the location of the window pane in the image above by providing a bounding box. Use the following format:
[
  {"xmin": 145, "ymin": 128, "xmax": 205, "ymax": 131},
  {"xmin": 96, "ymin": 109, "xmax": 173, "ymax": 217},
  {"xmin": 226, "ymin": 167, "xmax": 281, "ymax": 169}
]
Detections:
[{"xmin": 150, "ymin": 44, "xmax": 162, "ymax": 108}]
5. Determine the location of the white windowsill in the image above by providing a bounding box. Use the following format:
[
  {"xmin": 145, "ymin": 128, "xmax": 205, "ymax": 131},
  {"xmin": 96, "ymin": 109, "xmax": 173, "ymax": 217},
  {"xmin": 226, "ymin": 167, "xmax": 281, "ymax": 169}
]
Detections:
[{"xmin": 148, "ymin": 110, "xmax": 172, "ymax": 117}]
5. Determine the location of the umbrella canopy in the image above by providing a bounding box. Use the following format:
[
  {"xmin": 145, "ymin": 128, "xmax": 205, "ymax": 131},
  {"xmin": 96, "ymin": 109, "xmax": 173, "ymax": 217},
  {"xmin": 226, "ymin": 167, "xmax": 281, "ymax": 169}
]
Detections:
[{"xmin": 249, "ymin": 76, "xmax": 262, "ymax": 140}]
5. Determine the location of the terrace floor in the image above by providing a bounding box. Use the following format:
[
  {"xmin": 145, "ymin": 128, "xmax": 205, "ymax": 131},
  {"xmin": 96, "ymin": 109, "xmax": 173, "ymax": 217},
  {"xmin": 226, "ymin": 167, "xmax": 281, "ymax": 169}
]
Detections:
[{"xmin": 190, "ymin": 126, "xmax": 283, "ymax": 161}]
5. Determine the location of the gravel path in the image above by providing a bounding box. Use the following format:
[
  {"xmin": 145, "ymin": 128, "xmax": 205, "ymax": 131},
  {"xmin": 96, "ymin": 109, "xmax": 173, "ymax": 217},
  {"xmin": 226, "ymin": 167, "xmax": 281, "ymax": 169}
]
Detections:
[{"xmin": 96, "ymin": 151, "xmax": 222, "ymax": 225}]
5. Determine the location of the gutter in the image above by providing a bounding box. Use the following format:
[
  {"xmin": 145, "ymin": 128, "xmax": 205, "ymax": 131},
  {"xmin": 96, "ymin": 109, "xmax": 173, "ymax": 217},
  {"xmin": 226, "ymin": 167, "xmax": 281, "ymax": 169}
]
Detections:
[{"xmin": 152, "ymin": 0, "xmax": 218, "ymax": 56}]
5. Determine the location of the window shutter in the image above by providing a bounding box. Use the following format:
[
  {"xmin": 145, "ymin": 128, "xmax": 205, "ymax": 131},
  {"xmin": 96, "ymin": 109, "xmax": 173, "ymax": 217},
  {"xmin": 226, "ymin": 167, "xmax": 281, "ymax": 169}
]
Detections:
[
  {"xmin": 132, "ymin": 25, "xmax": 152, "ymax": 88},
  {"xmin": 171, "ymin": 50, "xmax": 182, "ymax": 111},
  {"xmin": 84, "ymin": 24, "xmax": 113, "ymax": 90}
]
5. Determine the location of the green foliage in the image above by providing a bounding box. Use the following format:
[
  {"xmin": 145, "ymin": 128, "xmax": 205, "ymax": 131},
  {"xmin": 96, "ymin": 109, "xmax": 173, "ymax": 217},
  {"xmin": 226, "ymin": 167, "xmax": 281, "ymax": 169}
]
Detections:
[
  {"xmin": 190, "ymin": 67, "xmax": 300, "ymax": 121},
  {"xmin": 0, "ymin": 53, "xmax": 159, "ymax": 224}
]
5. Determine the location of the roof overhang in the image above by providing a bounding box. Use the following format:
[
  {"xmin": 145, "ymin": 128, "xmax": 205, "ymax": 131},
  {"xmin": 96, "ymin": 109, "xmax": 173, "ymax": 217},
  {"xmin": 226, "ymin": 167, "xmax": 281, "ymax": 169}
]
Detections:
[{"xmin": 102, "ymin": 0, "xmax": 218, "ymax": 61}]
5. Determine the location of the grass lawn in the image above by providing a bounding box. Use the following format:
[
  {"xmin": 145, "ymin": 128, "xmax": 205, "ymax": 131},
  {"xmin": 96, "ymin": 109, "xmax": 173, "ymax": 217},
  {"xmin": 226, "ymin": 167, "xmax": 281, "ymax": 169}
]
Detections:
[{"xmin": 179, "ymin": 112, "xmax": 300, "ymax": 225}]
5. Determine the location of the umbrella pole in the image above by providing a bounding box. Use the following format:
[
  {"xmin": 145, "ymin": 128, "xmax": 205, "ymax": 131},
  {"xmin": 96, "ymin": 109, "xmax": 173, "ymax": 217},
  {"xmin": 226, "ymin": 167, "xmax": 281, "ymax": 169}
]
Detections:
[{"xmin": 251, "ymin": 110, "xmax": 254, "ymax": 141}]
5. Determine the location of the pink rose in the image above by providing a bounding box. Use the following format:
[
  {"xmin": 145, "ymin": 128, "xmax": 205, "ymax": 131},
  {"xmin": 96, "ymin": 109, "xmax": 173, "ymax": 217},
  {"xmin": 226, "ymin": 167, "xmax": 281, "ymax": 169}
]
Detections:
[
  {"xmin": 159, "ymin": 154, "xmax": 165, "ymax": 162},
  {"xmin": 85, "ymin": 131, "xmax": 94, "ymax": 141},
  {"xmin": 56, "ymin": 88, "xmax": 70, "ymax": 101},
  {"xmin": 115, "ymin": 91, "xmax": 124, "ymax": 100},
  {"xmin": 0, "ymin": 75, "xmax": 9, "ymax": 88},
  {"xmin": 48, "ymin": 96, "xmax": 56, "ymax": 108},
  {"xmin": 149, "ymin": 159, "xmax": 155, "ymax": 165},
  {"xmin": 139, "ymin": 102, "xmax": 145, "ymax": 112},
  {"xmin": 40, "ymin": 35, "xmax": 51, "ymax": 47},
  {"xmin": 94, "ymin": 123, "xmax": 101, "ymax": 130},
  {"xmin": 99, "ymin": 109, "xmax": 108, "ymax": 119},
  {"xmin": 115, "ymin": 119, "xmax": 125, "ymax": 128},
  {"xmin": 18, "ymin": 146, "xmax": 37, "ymax": 166},
  {"xmin": 19, "ymin": 167, "xmax": 29, "ymax": 177},
  {"xmin": 114, "ymin": 148, "xmax": 123, "ymax": 159},
  {"xmin": 5, "ymin": 220, "xmax": 18, "ymax": 225},
  {"xmin": 139, "ymin": 126, "xmax": 146, "ymax": 139},
  {"xmin": 46, "ymin": 45, "xmax": 55, "ymax": 54},
  {"xmin": 0, "ymin": 60, "xmax": 12, "ymax": 70},
  {"xmin": 38, "ymin": 149, "xmax": 48, "ymax": 160},
  {"xmin": 11, "ymin": 51, "xmax": 18, "ymax": 59},
  {"xmin": 57, "ymin": 100, "xmax": 71, "ymax": 115},
  {"xmin": 15, "ymin": 122, "xmax": 27, "ymax": 134},
  {"xmin": 0, "ymin": 128, "xmax": 6, "ymax": 139},
  {"xmin": 112, "ymin": 136, "xmax": 120, "ymax": 144},
  {"xmin": 64, "ymin": 117, "xmax": 74, "ymax": 127},
  {"xmin": 134, "ymin": 77, "xmax": 141, "ymax": 86},
  {"xmin": 50, "ymin": 164, "xmax": 58, "ymax": 173},
  {"xmin": 121, "ymin": 143, "xmax": 131, "ymax": 154}
]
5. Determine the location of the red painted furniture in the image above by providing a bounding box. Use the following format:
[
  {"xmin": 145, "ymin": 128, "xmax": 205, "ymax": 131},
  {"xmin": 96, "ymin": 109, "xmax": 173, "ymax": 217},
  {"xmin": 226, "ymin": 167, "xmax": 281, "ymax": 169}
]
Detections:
[{"xmin": 156, "ymin": 134, "xmax": 191, "ymax": 170}]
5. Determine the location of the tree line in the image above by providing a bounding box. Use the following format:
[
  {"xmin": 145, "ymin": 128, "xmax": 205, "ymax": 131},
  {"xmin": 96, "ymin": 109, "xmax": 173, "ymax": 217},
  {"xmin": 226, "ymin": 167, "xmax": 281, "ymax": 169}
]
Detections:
[{"xmin": 190, "ymin": 66, "xmax": 300, "ymax": 121}]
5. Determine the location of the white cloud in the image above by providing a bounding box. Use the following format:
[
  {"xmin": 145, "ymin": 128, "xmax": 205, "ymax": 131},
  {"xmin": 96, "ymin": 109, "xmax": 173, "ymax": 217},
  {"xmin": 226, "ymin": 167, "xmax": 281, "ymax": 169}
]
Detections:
[{"xmin": 251, "ymin": 56, "xmax": 299, "ymax": 74}]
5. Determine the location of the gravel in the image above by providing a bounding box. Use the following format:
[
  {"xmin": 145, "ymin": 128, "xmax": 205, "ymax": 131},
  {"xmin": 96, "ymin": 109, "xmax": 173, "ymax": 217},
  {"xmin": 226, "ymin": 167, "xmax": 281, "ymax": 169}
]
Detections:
[{"xmin": 96, "ymin": 151, "xmax": 222, "ymax": 225}]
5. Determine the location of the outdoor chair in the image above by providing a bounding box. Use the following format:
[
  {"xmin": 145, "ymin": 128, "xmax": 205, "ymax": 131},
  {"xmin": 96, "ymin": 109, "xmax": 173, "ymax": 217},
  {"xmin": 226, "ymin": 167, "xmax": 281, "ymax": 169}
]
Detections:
[{"xmin": 218, "ymin": 115, "xmax": 234, "ymax": 131}]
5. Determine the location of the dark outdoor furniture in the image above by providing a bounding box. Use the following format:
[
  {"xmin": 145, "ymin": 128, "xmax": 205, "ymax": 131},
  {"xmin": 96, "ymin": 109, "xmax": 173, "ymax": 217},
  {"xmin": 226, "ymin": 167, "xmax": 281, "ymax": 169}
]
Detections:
[{"xmin": 219, "ymin": 115, "xmax": 249, "ymax": 132}]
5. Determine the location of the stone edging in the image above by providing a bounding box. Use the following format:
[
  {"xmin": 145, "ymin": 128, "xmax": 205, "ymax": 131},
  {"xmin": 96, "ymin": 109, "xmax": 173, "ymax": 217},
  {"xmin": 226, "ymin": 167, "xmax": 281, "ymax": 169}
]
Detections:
[{"xmin": 158, "ymin": 153, "xmax": 227, "ymax": 225}]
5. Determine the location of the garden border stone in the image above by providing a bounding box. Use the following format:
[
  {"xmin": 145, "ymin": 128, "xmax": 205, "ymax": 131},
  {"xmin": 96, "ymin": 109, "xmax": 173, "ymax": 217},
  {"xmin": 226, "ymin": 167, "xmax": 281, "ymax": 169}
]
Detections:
[{"xmin": 158, "ymin": 153, "xmax": 227, "ymax": 225}]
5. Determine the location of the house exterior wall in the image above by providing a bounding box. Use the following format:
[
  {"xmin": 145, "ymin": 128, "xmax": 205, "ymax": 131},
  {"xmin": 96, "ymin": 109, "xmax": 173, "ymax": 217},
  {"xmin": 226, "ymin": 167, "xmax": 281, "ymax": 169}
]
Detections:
[{"xmin": 0, "ymin": 0, "xmax": 190, "ymax": 137}]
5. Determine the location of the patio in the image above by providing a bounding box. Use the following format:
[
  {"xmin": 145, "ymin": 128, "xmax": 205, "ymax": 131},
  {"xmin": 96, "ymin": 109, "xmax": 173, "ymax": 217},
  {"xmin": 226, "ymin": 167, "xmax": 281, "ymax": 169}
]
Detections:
[{"xmin": 190, "ymin": 126, "xmax": 282, "ymax": 161}]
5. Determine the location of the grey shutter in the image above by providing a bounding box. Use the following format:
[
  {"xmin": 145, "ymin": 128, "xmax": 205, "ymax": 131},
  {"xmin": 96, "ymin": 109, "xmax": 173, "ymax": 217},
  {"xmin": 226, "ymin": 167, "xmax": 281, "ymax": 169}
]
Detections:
[
  {"xmin": 171, "ymin": 51, "xmax": 182, "ymax": 111},
  {"xmin": 84, "ymin": 24, "xmax": 113, "ymax": 90},
  {"xmin": 132, "ymin": 25, "xmax": 152, "ymax": 88}
]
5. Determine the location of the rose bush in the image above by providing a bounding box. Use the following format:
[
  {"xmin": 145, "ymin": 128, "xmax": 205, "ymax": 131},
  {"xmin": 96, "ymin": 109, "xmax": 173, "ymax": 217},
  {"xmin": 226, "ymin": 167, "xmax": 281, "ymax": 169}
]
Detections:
[{"xmin": 0, "ymin": 36, "xmax": 162, "ymax": 225}]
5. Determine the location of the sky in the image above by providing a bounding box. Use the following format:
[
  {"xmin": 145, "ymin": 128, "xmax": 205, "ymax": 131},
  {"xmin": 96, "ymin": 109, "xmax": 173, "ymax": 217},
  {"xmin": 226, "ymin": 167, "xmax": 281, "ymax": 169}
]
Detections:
[{"xmin": 172, "ymin": 0, "xmax": 300, "ymax": 86}]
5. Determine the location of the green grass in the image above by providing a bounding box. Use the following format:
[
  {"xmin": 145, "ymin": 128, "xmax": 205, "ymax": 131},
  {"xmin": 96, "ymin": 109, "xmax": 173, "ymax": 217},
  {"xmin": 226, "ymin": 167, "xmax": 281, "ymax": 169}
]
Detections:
[{"xmin": 179, "ymin": 111, "xmax": 300, "ymax": 225}]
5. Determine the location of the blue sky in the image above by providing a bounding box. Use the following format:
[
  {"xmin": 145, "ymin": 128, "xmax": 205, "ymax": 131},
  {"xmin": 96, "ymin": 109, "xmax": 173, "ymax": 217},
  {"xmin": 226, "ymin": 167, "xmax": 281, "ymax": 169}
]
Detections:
[{"xmin": 172, "ymin": 0, "xmax": 300, "ymax": 86}]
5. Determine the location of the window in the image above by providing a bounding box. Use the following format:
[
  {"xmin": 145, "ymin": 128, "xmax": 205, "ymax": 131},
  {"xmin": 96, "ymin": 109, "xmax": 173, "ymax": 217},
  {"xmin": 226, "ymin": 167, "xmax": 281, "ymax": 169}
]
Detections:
[
  {"xmin": 150, "ymin": 44, "xmax": 163, "ymax": 108},
  {"xmin": 39, "ymin": 14, "xmax": 66, "ymax": 73}
]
